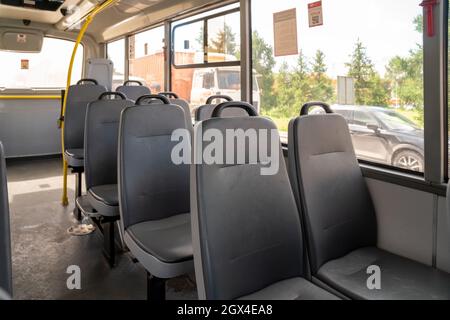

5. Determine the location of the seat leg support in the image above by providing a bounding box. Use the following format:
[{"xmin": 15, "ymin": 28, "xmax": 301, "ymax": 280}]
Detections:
[
  {"xmin": 73, "ymin": 170, "xmax": 83, "ymax": 221},
  {"xmin": 147, "ymin": 273, "xmax": 166, "ymax": 301},
  {"xmin": 103, "ymin": 219, "xmax": 116, "ymax": 268}
]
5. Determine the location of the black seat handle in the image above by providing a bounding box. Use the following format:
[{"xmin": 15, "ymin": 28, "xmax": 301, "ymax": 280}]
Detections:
[
  {"xmin": 124, "ymin": 80, "xmax": 143, "ymax": 86},
  {"xmin": 300, "ymin": 102, "xmax": 333, "ymax": 116},
  {"xmin": 77, "ymin": 78, "xmax": 98, "ymax": 85},
  {"xmin": 136, "ymin": 94, "xmax": 170, "ymax": 105},
  {"xmin": 206, "ymin": 95, "xmax": 233, "ymax": 105},
  {"xmin": 212, "ymin": 101, "xmax": 258, "ymax": 118},
  {"xmin": 99, "ymin": 92, "xmax": 127, "ymax": 100},
  {"xmin": 159, "ymin": 92, "xmax": 179, "ymax": 99}
]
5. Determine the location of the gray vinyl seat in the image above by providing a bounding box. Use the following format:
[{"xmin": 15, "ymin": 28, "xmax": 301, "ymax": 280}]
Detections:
[
  {"xmin": 116, "ymin": 80, "xmax": 151, "ymax": 102},
  {"xmin": 85, "ymin": 92, "xmax": 134, "ymax": 218},
  {"xmin": 118, "ymin": 96, "xmax": 193, "ymax": 300},
  {"xmin": 191, "ymin": 101, "xmax": 339, "ymax": 300},
  {"xmin": 194, "ymin": 95, "xmax": 248, "ymax": 122},
  {"xmin": 159, "ymin": 92, "xmax": 193, "ymax": 128},
  {"xmin": 0, "ymin": 142, "xmax": 12, "ymax": 299},
  {"xmin": 64, "ymin": 79, "xmax": 107, "ymax": 168},
  {"xmin": 288, "ymin": 102, "xmax": 450, "ymax": 300}
]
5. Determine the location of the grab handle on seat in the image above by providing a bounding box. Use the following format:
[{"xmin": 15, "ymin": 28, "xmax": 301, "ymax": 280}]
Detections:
[
  {"xmin": 124, "ymin": 80, "xmax": 143, "ymax": 86},
  {"xmin": 99, "ymin": 92, "xmax": 127, "ymax": 100},
  {"xmin": 212, "ymin": 102, "xmax": 258, "ymax": 118},
  {"xmin": 206, "ymin": 95, "xmax": 233, "ymax": 105},
  {"xmin": 136, "ymin": 94, "xmax": 170, "ymax": 105},
  {"xmin": 77, "ymin": 79, "xmax": 98, "ymax": 85},
  {"xmin": 300, "ymin": 102, "xmax": 333, "ymax": 116},
  {"xmin": 159, "ymin": 92, "xmax": 179, "ymax": 99}
]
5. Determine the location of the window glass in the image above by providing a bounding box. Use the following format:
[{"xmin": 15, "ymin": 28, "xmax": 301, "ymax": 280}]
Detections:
[
  {"xmin": 107, "ymin": 39, "xmax": 125, "ymax": 90},
  {"xmin": 173, "ymin": 21, "xmax": 205, "ymax": 66},
  {"xmin": 172, "ymin": 65, "xmax": 242, "ymax": 112},
  {"xmin": 171, "ymin": 5, "xmax": 241, "ymax": 114},
  {"xmin": 129, "ymin": 26, "xmax": 165, "ymax": 92},
  {"xmin": 172, "ymin": 4, "xmax": 240, "ymax": 67},
  {"xmin": 0, "ymin": 37, "xmax": 83, "ymax": 89},
  {"xmin": 207, "ymin": 11, "xmax": 240, "ymax": 63},
  {"xmin": 252, "ymin": 0, "xmax": 424, "ymax": 172}
]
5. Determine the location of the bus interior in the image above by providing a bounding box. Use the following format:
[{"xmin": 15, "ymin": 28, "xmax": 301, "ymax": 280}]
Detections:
[{"xmin": 1, "ymin": 0, "xmax": 450, "ymax": 302}]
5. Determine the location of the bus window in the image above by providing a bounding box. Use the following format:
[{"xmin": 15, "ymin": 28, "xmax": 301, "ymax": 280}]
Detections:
[
  {"xmin": 107, "ymin": 38, "xmax": 125, "ymax": 90},
  {"xmin": 0, "ymin": 37, "xmax": 83, "ymax": 89},
  {"xmin": 252, "ymin": 0, "xmax": 424, "ymax": 173},
  {"xmin": 207, "ymin": 11, "xmax": 240, "ymax": 63},
  {"xmin": 129, "ymin": 26, "xmax": 165, "ymax": 93},
  {"xmin": 171, "ymin": 4, "xmax": 242, "ymax": 111}
]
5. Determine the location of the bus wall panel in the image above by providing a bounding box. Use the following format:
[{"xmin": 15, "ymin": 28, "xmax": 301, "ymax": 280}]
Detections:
[
  {"xmin": 437, "ymin": 196, "xmax": 450, "ymax": 273},
  {"xmin": 366, "ymin": 178, "xmax": 434, "ymax": 266},
  {"xmin": 0, "ymin": 99, "xmax": 61, "ymax": 158}
]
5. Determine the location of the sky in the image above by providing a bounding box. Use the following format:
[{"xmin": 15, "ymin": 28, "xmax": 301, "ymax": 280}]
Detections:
[{"xmin": 251, "ymin": 0, "xmax": 423, "ymax": 77}]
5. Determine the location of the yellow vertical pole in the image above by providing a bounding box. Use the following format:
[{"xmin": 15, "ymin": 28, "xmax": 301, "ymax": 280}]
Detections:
[{"xmin": 61, "ymin": 0, "xmax": 117, "ymax": 206}]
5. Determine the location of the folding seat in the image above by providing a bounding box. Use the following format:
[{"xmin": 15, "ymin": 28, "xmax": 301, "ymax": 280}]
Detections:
[
  {"xmin": 194, "ymin": 95, "xmax": 248, "ymax": 122},
  {"xmin": 159, "ymin": 92, "xmax": 193, "ymax": 129},
  {"xmin": 0, "ymin": 142, "xmax": 12, "ymax": 299},
  {"xmin": 116, "ymin": 80, "xmax": 151, "ymax": 102},
  {"xmin": 83, "ymin": 92, "xmax": 134, "ymax": 266},
  {"xmin": 118, "ymin": 95, "xmax": 193, "ymax": 300},
  {"xmin": 64, "ymin": 79, "xmax": 106, "ymax": 219},
  {"xmin": 288, "ymin": 102, "xmax": 450, "ymax": 300},
  {"xmin": 191, "ymin": 101, "xmax": 339, "ymax": 300}
]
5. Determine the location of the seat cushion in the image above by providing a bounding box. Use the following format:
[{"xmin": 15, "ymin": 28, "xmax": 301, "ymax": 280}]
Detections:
[
  {"xmin": 317, "ymin": 247, "xmax": 450, "ymax": 300},
  {"xmin": 239, "ymin": 277, "xmax": 340, "ymax": 300},
  {"xmin": 89, "ymin": 184, "xmax": 118, "ymax": 206},
  {"xmin": 126, "ymin": 214, "xmax": 192, "ymax": 264},
  {"xmin": 64, "ymin": 148, "xmax": 84, "ymax": 168}
]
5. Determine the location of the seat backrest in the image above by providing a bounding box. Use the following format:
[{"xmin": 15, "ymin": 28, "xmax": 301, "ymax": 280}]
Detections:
[
  {"xmin": 191, "ymin": 102, "xmax": 306, "ymax": 300},
  {"xmin": 86, "ymin": 58, "xmax": 114, "ymax": 91},
  {"xmin": 84, "ymin": 92, "xmax": 134, "ymax": 190},
  {"xmin": 194, "ymin": 95, "xmax": 248, "ymax": 122},
  {"xmin": 0, "ymin": 142, "xmax": 12, "ymax": 297},
  {"xmin": 288, "ymin": 102, "xmax": 377, "ymax": 274},
  {"xmin": 118, "ymin": 98, "xmax": 190, "ymax": 231},
  {"xmin": 64, "ymin": 79, "xmax": 107, "ymax": 150},
  {"xmin": 116, "ymin": 80, "xmax": 151, "ymax": 102},
  {"xmin": 159, "ymin": 92, "xmax": 193, "ymax": 129}
]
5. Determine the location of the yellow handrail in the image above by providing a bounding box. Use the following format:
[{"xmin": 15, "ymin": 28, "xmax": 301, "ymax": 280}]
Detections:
[
  {"xmin": 0, "ymin": 95, "xmax": 61, "ymax": 100},
  {"xmin": 61, "ymin": 0, "xmax": 118, "ymax": 206}
]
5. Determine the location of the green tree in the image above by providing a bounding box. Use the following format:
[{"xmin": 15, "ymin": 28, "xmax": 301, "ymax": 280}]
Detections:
[
  {"xmin": 385, "ymin": 14, "xmax": 424, "ymax": 116},
  {"xmin": 252, "ymin": 31, "xmax": 276, "ymax": 109},
  {"xmin": 346, "ymin": 40, "xmax": 389, "ymax": 106},
  {"xmin": 386, "ymin": 47, "xmax": 423, "ymax": 110},
  {"xmin": 209, "ymin": 24, "xmax": 237, "ymax": 56},
  {"xmin": 275, "ymin": 62, "xmax": 296, "ymax": 115},
  {"xmin": 310, "ymin": 50, "xmax": 334, "ymax": 103},
  {"xmin": 291, "ymin": 51, "xmax": 312, "ymax": 107}
]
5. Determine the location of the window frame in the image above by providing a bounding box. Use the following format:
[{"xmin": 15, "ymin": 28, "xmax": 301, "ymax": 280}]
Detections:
[
  {"xmin": 171, "ymin": 7, "xmax": 241, "ymax": 69},
  {"xmin": 248, "ymin": 0, "xmax": 442, "ymax": 180},
  {"xmin": 127, "ymin": 24, "xmax": 166, "ymax": 90},
  {"xmin": 103, "ymin": 0, "xmax": 450, "ymax": 188}
]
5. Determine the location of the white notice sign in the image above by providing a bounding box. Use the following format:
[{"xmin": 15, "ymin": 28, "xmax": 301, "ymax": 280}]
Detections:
[
  {"xmin": 273, "ymin": 9, "xmax": 298, "ymax": 57},
  {"xmin": 308, "ymin": 1, "xmax": 323, "ymax": 27}
]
